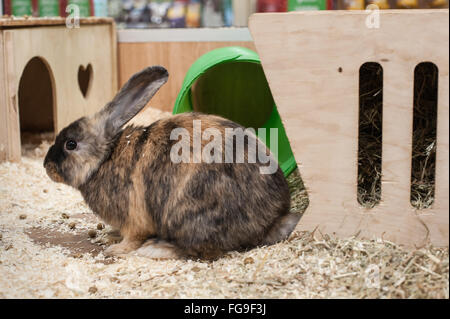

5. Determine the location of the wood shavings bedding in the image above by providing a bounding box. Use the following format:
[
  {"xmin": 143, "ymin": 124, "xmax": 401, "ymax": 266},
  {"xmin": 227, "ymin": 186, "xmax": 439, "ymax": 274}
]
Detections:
[{"xmin": 0, "ymin": 107, "xmax": 448, "ymax": 299}]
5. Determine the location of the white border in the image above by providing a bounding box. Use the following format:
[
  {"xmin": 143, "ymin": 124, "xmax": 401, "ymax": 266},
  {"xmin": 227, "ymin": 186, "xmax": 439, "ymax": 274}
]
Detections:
[{"xmin": 117, "ymin": 27, "xmax": 253, "ymax": 43}]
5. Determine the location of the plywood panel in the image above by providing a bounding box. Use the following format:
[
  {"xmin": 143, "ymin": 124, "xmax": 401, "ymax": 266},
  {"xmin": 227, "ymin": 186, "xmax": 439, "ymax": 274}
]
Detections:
[
  {"xmin": 249, "ymin": 10, "xmax": 449, "ymax": 246},
  {"xmin": 0, "ymin": 32, "xmax": 21, "ymax": 162},
  {"xmin": 1, "ymin": 31, "xmax": 21, "ymax": 162},
  {"xmin": 118, "ymin": 41, "xmax": 256, "ymax": 112},
  {"xmin": 0, "ymin": 32, "xmax": 8, "ymax": 162}
]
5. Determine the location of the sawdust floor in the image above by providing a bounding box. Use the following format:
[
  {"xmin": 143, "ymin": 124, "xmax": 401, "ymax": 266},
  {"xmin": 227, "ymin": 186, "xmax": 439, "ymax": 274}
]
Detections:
[{"xmin": 0, "ymin": 108, "xmax": 448, "ymax": 299}]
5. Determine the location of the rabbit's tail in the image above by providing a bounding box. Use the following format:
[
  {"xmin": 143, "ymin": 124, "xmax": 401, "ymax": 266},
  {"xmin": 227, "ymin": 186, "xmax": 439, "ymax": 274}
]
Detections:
[{"xmin": 262, "ymin": 213, "xmax": 301, "ymax": 246}]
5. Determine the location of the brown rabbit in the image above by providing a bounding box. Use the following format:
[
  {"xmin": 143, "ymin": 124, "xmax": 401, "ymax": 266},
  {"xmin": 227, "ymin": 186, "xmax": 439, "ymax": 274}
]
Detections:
[{"xmin": 44, "ymin": 66, "xmax": 299, "ymax": 260}]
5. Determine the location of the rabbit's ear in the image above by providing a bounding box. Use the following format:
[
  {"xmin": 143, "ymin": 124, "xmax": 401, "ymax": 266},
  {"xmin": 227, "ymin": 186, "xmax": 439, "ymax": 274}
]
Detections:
[{"xmin": 99, "ymin": 66, "xmax": 168, "ymax": 137}]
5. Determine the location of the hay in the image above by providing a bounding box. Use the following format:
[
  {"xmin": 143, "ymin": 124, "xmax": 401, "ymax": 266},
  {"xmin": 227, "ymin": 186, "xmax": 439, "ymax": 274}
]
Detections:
[
  {"xmin": 286, "ymin": 170, "xmax": 309, "ymax": 215},
  {"xmin": 0, "ymin": 106, "xmax": 448, "ymax": 299}
]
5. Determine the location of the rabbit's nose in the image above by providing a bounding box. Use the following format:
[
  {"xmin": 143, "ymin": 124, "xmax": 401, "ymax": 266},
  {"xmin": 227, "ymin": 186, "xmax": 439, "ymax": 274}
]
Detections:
[
  {"xmin": 45, "ymin": 161, "xmax": 65, "ymax": 184},
  {"xmin": 43, "ymin": 145, "xmax": 55, "ymax": 168}
]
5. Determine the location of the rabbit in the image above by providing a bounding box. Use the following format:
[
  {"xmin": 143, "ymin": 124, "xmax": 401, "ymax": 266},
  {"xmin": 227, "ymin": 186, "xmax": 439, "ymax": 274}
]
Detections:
[{"xmin": 43, "ymin": 66, "xmax": 300, "ymax": 260}]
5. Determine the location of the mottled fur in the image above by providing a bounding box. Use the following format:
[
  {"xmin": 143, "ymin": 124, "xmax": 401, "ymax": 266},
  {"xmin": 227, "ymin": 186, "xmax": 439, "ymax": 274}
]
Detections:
[{"xmin": 44, "ymin": 66, "xmax": 296, "ymax": 260}]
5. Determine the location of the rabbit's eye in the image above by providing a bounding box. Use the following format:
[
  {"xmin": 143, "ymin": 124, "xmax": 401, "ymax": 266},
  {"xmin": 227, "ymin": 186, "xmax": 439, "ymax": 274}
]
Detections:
[{"xmin": 65, "ymin": 140, "xmax": 77, "ymax": 151}]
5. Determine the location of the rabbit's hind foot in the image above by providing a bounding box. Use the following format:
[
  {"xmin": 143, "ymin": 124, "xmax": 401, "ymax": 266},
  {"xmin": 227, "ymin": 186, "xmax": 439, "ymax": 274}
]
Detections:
[
  {"xmin": 104, "ymin": 237, "xmax": 145, "ymax": 257},
  {"xmin": 134, "ymin": 238, "xmax": 180, "ymax": 260}
]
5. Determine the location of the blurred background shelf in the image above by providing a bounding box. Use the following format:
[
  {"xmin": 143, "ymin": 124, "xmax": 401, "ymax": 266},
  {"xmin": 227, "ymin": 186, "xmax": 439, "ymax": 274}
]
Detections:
[
  {"xmin": 2, "ymin": 0, "xmax": 447, "ymax": 30},
  {"xmin": 117, "ymin": 26, "xmax": 252, "ymax": 42}
]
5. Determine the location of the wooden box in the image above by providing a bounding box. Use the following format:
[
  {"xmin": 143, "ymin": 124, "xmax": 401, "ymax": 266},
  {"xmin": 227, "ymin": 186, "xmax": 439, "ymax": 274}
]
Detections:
[{"xmin": 0, "ymin": 17, "xmax": 117, "ymax": 162}]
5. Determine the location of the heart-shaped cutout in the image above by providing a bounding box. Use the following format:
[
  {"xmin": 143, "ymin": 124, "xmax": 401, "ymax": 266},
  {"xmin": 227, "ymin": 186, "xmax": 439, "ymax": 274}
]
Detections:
[{"xmin": 78, "ymin": 64, "xmax": 93, "ymax": 98}]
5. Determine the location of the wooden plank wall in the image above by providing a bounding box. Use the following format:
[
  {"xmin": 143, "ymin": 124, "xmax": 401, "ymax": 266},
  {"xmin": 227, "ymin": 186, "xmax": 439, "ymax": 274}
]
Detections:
[{"xmin": 118, "ymin": 40, "xmax": 255, "ymax": 113}]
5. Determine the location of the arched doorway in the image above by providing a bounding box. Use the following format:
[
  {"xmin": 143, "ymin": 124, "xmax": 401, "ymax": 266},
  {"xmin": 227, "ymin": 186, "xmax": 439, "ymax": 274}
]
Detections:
[{"xmin": 18, "ymin": 57, "xmax": 55, "ymax": 145}]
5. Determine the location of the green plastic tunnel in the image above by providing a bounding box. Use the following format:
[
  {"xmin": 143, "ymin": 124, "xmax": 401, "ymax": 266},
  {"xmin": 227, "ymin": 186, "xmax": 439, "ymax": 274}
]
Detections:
[{"xmin": 173, "ymin": 46, "xmax": 297, "ymax": 177}]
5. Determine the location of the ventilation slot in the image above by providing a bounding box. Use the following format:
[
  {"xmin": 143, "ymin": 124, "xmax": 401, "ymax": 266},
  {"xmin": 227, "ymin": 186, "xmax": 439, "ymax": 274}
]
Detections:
[
  {"xmin": 18, "ymin": 57, "xmax": 55, "ymax": 146},
  {"xmin": 411, "ymin": 62, "xmax": 438, "ymax": 209},
  {"xmin": 357, "ymin": 62, "xmax": 383, "ymax": 208}
]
